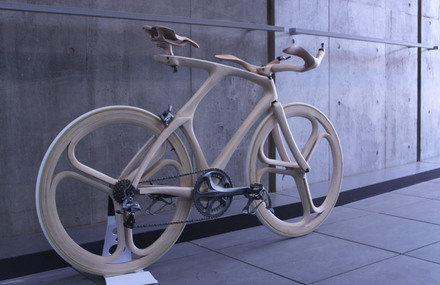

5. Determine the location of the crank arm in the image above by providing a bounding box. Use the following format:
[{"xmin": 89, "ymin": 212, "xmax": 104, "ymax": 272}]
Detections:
[
  {"xmin": 196, "ymin": 186, "xmax": 248, "ymax": 198},
  {"xmin": 196, "ymin": 184, "xmax": 266, "ymax": 198}
]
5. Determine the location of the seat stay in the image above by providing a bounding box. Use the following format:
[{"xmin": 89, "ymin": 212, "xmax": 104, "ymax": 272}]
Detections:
[{"xmin": 131, "ymin": 116, "xmax": 190, "ymax": 187}]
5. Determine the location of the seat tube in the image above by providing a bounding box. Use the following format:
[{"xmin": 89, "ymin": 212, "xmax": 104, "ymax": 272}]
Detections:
[{"xmin": 271, "ymin": 101, "xmax": 311, "ymax": 173}]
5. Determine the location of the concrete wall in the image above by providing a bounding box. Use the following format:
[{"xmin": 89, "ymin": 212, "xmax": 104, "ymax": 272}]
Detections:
[
  {"xmin": 0, "ymin": 0, "xmax": 268, "ymax": 238},
  {"xmin": 421, "ymin": 0, "xmax": 440, "ymax": 159},
  {"xmin": 275, "ymin": 0, "xmax": 438, "ymax": 177},
  {"xmin": 1, "ymin": 0, "xmax": 439, "ymax": 239}
]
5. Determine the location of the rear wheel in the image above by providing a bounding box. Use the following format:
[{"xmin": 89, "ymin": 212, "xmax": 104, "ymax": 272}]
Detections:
[{"xmin": 36, "ymin": 106, "xmax": 192, "ymax": 275}]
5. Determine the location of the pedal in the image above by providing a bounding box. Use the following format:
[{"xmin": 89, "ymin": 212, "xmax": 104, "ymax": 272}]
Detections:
[
  {"xmin": 242, "ymin": 198, "xmax": 259, "ymax": 214},
  {"xmin": 242, "ymin": 184, "xmax": 274, "ymax": 214},
  {"xmin": 146, "ymin": 194, "xmax": 174, "ymax": 215}
]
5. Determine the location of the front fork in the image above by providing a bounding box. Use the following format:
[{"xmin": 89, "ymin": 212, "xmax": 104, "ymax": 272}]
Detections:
[
  {"xmin": 271, "ymin": 100, "xmax": 310, "ymax": 173},
  {"xmin": 270, "ymin": 102, "xmax": 322, "ymax": 214}
]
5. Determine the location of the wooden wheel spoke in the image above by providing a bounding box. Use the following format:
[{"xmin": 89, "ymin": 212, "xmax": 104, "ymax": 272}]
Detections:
[
  {"xmin": 67, "ymin": 141, "xmax": 118, "ymax": 185},
  {"xmin": 51, "ymin": 170, "xmax": 112, "ymax": 196}
]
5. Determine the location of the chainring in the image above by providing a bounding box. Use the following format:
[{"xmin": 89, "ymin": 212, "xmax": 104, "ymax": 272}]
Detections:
[{"xmin": 193, "ymin": 169, "xmax": 233, "ymax": 218}]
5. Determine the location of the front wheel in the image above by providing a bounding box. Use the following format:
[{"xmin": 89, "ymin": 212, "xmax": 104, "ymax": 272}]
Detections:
[{"xmin": 247, "ymin": 103, "xmax": 342, "ymax": 237}]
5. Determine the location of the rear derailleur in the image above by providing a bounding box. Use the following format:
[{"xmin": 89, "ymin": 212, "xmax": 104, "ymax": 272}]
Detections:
[{"xmin": 112, "ymin": 179, "xmax": 141, "ymax": 228}]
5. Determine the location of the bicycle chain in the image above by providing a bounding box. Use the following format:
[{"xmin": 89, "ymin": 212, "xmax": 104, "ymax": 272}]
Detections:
[
  {"xmin": 139, "ymin": 168, "xmax": 213, "ymax": 185},
  {"xmin": 133, "ymin": 168, "xmax": 220, "ymax": 228}
]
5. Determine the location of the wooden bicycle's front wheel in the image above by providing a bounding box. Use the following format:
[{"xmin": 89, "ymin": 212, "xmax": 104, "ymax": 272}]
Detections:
[
  {"xmin": 36, "ymin": 106, "xmax": 192, "ymax": 276},
  {"xmin": 247, "ymin": 103, "xmax": 343, "ymax": 237}
]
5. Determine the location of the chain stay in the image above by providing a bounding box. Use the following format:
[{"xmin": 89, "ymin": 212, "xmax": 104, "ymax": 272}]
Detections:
[
  {"xmin": 131, "ymin": 216, "xmax": 212, "ymax": 229},
  {"xmin": 131, "ymin": 168, "xmax": 218, "ymax": 228},
  {"xmin": 124, "ymin": 168, "xmax": 271, "ymax": 229}
]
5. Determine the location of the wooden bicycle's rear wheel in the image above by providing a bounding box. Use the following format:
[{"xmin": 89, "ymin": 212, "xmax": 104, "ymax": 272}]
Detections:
[{"xmin": 36, "ymin": 106, "xmax": 192, "ymax": 276}]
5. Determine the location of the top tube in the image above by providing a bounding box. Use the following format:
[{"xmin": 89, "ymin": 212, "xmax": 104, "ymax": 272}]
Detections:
[{"xmin": 154, "ymin": 54, "xmax": 275, "ymax": 92}]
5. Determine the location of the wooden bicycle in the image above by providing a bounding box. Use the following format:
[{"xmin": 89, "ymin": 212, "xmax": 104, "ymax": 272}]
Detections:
[{"xmin": 36, "ymin": 25, "xmax": 343, "ymax": 276}]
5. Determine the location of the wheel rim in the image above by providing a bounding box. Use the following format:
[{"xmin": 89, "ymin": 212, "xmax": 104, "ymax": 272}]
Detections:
[
  {"xmin": 248, "ymin": 103, "xmax": 342, "ymax": 237},
  {"xmin": 36, "ymin": 106, "xmax": 192, "ymax": 275}
]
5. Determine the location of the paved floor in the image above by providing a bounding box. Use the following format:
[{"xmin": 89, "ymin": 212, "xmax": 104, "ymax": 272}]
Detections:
[{"xmin": 2, "ymin": 175, "xmax": 440, "ymax": 284}]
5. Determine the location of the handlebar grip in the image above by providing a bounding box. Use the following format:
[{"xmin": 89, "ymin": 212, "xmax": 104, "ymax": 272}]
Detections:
[
  {"xmin": 283, "ymin": 44, "xmax": 316, "ymax": 68},
  {"xmin": 316, "ymin": 43, "xmax": 325, "ymax": 63},
  {"xmin": 270, "ymin": 44, "xmax": 325, "ymax": 73}
]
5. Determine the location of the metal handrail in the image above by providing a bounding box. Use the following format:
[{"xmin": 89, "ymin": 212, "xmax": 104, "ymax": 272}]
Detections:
[
  {"xmin": 2, "ymin": 2, "xmax": 437, "ymax": 49},
  {"xmin": 0, "ymin": 2, "xmax": 284, "ymax": 32},
  {"xmin": 290, "ymin": 28, "xmax": 438, "ymax": 50}
]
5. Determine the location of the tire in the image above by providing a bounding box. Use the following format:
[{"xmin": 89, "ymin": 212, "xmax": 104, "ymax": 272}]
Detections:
[
  {"xmin": 36, "ymin": 106, "xmax": 192, "ymax": 275},
  {"xmin": 247, "ymin": 103, "xmax": 342, "ymax": 237}
]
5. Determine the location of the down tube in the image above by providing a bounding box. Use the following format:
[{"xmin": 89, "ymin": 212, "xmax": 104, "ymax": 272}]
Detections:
[{"xmin": 212, "ymin": 86, "xmax": 277, "ymax": 170}]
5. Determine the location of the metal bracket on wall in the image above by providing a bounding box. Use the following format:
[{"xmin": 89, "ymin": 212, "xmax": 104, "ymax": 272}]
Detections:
[
  {"xmin": 290, "ymin": 28, "xmax": 439, "ymax": 50},
  {"xmin": 0, "ymin": 2, "xmax": 284, "ymax": 32}
]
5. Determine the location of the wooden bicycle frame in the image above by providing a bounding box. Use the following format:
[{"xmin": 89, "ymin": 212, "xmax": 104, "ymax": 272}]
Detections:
[
  {"xmin": 36, "ymin": 24, "xmax": 341, "ymax": 273},
  {"xmin": 131, "ymin": 54, "xmax": 310, "ymax": 198}
]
